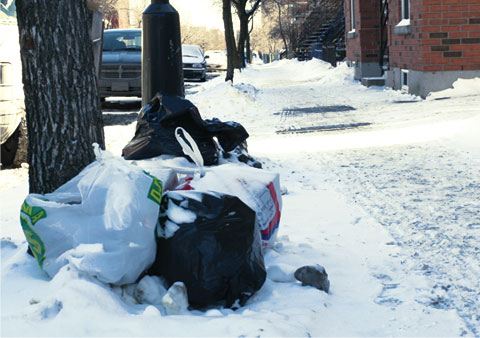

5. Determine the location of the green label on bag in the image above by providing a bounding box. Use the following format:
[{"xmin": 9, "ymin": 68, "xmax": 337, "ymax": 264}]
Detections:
[
  {"xmin": 145, "ymin": 172, "xmax": 163, "ymax": 205},
  {"xmin": 21, "ymin": 201, "xmax": 47, "ymax": 225},
  {"xmin": 20, "ymin": 201, "xmax": 47, "ymax": 268}
]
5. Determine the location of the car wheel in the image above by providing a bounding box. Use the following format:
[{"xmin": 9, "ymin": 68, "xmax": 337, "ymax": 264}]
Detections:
[
  {"xmin": 200, "ymin": 75, "xmax": 206, "ymax": 82},
  {"xmin": 1, "ymin": 127, "xmax": 20, "ymax": 167},
  {"xmin": 13, "ymin": 118, "xmax": 28, "ymax": 167}
]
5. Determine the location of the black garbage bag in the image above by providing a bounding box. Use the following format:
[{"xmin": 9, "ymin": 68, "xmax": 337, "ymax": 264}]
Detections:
[
  {"xmin": 148, "ymin": 190, "xmax": 266, "ymax": 309},
  {"xmin": 122, "ymin": 93, "xmax": 249, "ymax": 165}
]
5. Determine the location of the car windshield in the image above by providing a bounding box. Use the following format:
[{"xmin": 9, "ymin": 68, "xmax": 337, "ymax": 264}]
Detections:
[
  {"xmin": 182, "ymin": 45, "xmax": 203, "ymax": 58},
  {"xmin": 103, "ymin": 31, "xmax": 141, "ymax": 52}
]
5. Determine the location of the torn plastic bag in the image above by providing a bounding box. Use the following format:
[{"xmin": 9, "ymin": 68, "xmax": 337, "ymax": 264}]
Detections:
[
  {"xmin": 122, "ymin": 93, "xmax": 249, "ymax": 165},
  {"xmin": 148, "ymin": 190, "xmax": 266, "ymax": 309},
  {"xmin": 19, "ymin": 147, "xmax": 163, "ymax": 285}
]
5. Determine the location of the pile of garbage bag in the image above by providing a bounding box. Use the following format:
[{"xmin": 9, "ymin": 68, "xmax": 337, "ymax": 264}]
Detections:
[
  {"xmin": 122, "ymin": 93, "xmax": 250, "ymax": 166},
  {"xmin": 19, "ymin": 94, "xmax": 282, "ymax": 310}
]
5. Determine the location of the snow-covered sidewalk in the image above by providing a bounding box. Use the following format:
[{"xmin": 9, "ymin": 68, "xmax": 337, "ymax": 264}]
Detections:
[{"xmin": 1, "ymin": 59, "xmax": 479, "ymax": 337}]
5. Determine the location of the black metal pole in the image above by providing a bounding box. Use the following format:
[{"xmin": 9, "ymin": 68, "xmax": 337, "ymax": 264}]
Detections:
[{"xmin": 142, "ymin": 0, "xmax": 184, "ymax": 106}]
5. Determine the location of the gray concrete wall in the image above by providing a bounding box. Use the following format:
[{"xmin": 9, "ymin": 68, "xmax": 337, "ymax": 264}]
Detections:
[
  {"xmin": 385, "ymin": 69, "xmax": 399, "ymax": 90},
  {"xmin": 352, "ymin": 61, "xmax": 383, "ymax": 80},
  {"xmin": 387, "ymin": 67, "xmax": 480, "ymax": 98}
]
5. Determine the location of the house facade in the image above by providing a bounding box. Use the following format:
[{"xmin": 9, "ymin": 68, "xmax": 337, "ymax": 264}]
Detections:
[{"xmin": 344, "ymin": 0, "xmax": 480, "ymax": 97}]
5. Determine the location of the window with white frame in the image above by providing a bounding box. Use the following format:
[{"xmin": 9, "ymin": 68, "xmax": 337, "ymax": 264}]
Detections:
[
  {"xmin": 350, "ymin": 0, "xmax": 356, "ymax": 30},
  {"xmin": 401, "ymin": 0, "xmax": 410, "ymax": 20}
]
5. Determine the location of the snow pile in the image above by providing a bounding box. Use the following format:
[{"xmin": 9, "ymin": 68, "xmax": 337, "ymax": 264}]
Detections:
[{"xmin": 428, "ymin": 77, "xmax": 480, "ymax": 100}]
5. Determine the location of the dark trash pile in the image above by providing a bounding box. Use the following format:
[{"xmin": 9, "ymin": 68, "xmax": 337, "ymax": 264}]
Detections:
[{"xmin": 123, "ymin": 93, "xmax": 261, "ymax": 168}]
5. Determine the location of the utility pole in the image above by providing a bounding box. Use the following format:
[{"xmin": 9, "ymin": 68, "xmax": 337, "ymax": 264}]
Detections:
[{"xmin": 142, "ymin": 0, "xmax": 184, "ymax": 105}]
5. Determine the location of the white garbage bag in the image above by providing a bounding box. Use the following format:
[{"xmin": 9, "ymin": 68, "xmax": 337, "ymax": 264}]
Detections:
[{"xmin": 20, "ymin": 148, "xmax": 163, "ymax": 285}]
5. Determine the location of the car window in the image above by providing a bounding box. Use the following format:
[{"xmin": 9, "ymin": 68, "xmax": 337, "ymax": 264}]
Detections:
[
  {"xmin": 0, "ymin": 62, "xmax": 12, "ymax": 85},
  {"xmin": 182, "ymin": 45, "xmax": 203, "ymax": 58},
  {"xmin": 103, "ymin": 31, "xmax": 141, "ymax": 52}
]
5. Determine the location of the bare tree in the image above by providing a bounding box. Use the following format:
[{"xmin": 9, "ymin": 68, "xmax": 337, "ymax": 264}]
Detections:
[
  {"xmin": 126, "ymin": 0, "xmax": 149, "ymax": 28},
  {"xmin": 250, "ymin": 5, "xmax": 282, "ymax": 56},
  {"xmin": 273, "ymin": 0, "xmax": 289, "ymax": 54},
  {"xmin": 263, "ymin": 0, "xmax": 304, "ymax": 58},
  {"xmin": 231, "ymin": 0, "xmax": 261, "ymax": 68},
  {"xmin": 95, "ymin": 0, "xmax": 119, "ymax": 28},
  {"xmin": 16, "ymin": 0, "xmax": 105, "ymax": 194},
  {"xmin": 181, "ymin": 24, "xmax": 225, "ymax": 51},
  {"xmin": 223, "ymin": 0, "xmax": 238, "ymax": 81}
]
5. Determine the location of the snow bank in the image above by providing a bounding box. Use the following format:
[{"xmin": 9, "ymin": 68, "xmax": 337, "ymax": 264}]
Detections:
[{"xmin": 428, "ymin": 77, "xmax": 480, "ymax": 100}]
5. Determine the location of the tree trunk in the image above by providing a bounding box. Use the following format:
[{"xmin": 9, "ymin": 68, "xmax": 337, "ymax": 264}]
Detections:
[
  {"xmin": 246, "ymin": 33, "xmax": 251, "ymax": 64},
  {"xmin": 277, "ymin": 1, "xmax": 288, "ymax": 55},
  {"xmin": 16, "ymin": 0, "xmax": 105, "ymax": 194},
  {"xmin": 232, "ymin": 0, "xmax": 261, "ymax": 68},
  {"xmin": 223, "ymin": 0, "xmax": 237, "ymax": 82},
  {"xmin": 236, "ymin": 11, "xmax": 248, "ymax": 68},
  {"xmin": 246, "ymin": 16, "xmax": 254, "ymax": 64}
]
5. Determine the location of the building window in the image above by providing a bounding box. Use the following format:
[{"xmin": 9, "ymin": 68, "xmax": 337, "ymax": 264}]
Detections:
[
  {"xmin": 0, "ymin": 62, "xmax": 12, "ymax": 85},
  {"xmin": 350, "ymin": 0, "xmax": 356, "ymax": 30},
  {"xmin": 395, "ymin": 0, "xmax": 412, "ymax": 35},
  {"xmin": 401, "ymin": 69, "xmax": 409, "ymax": 91},
  {"xmin": 402, "ymin": 0, "xmax": 410, "ymax": 20}
]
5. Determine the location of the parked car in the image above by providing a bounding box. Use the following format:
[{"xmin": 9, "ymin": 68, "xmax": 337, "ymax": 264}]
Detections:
[
  {"xmin": 182, "ymin": 45, "xmax": 207, "ymax": 82},
  {"xmin": 98, "ymin": 29, "xmax": 142, "ymax": 100},
  {"xmin": 204, "ymin": 50, "xmax": 227, "ymax": 72}
]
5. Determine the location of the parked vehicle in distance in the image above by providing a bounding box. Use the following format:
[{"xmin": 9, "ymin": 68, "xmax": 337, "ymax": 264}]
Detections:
[
  {"xmin": 182, "ymin": 45, "xmax": 207, "ymax": 82},
  {"xmin": 99, "ymin": 29, "xmax": 209, "ymax": 98},
  {"xmin": 98, "ymin": 29, "xmax": 142, "ymax": 100},
  {"xmin": 204, "ymin": 50, "xmax": 227, "ymax": 72}
]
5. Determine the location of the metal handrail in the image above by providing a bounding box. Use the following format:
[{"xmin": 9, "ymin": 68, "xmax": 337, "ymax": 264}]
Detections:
[{"xmin": 379, "ymin": 0, "xmax": 389, "ymax": 74}]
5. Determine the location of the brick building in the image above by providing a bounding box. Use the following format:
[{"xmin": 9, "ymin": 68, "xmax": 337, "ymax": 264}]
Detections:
[{"xmin": 344, "ymin": 0, "xmax": 480, "ymax": 97}]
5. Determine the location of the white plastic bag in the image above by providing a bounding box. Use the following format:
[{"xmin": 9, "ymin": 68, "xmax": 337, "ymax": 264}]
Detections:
[{"xmin": 20, "ymin": 148, "xmax": 163, "ymax": 285}]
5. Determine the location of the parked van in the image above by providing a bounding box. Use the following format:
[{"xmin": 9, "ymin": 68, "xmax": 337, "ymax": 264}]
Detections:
[{"xmin": 0, "ymin": 11, "xmax": 26, "ymax": 167}]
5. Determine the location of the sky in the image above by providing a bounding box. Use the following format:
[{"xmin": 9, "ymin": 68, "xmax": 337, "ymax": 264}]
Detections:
[{"xmin": 170, "ymin": 0, "xmax": 224, "ymax": 30}]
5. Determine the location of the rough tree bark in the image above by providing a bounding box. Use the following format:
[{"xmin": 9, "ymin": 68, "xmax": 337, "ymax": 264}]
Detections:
[
  {"xmin": 223, "ymin": 0, "xmax": 238, "ymax": 82},
  {"xmin": 16, "ymin": 0, "xmax": 105, "ymax": 194}
]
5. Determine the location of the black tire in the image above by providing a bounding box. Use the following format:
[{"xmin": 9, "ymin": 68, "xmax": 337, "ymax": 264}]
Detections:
[
  {"xmin": 13, "ymin": 118, "xmax": 28, "ymax": 167},
  {"xmin": 200, "ymin": 75, "xmax": 207, "ymax": 82},
  {"xmin": 1, "ymin": 127, "xmax": 20, "ymax": 167}
]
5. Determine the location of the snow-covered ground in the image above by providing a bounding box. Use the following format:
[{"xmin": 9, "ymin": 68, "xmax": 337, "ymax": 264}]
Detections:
[{"xmin": 1, "ymin": 59, "xmax": 479, "ymax": 337}]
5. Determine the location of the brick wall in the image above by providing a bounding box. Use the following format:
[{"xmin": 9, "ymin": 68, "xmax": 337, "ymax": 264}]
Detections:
[
  {"xmin": 389, "ymin": 0, "xmax": 480, "ymax": 72},
  {"xmin": 345, "ymin": 0, "xmax": 382, "ymax": 64},
  {"xmin": 345, "ymin": 0, "xmax": 359, "ymax": 61}
]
